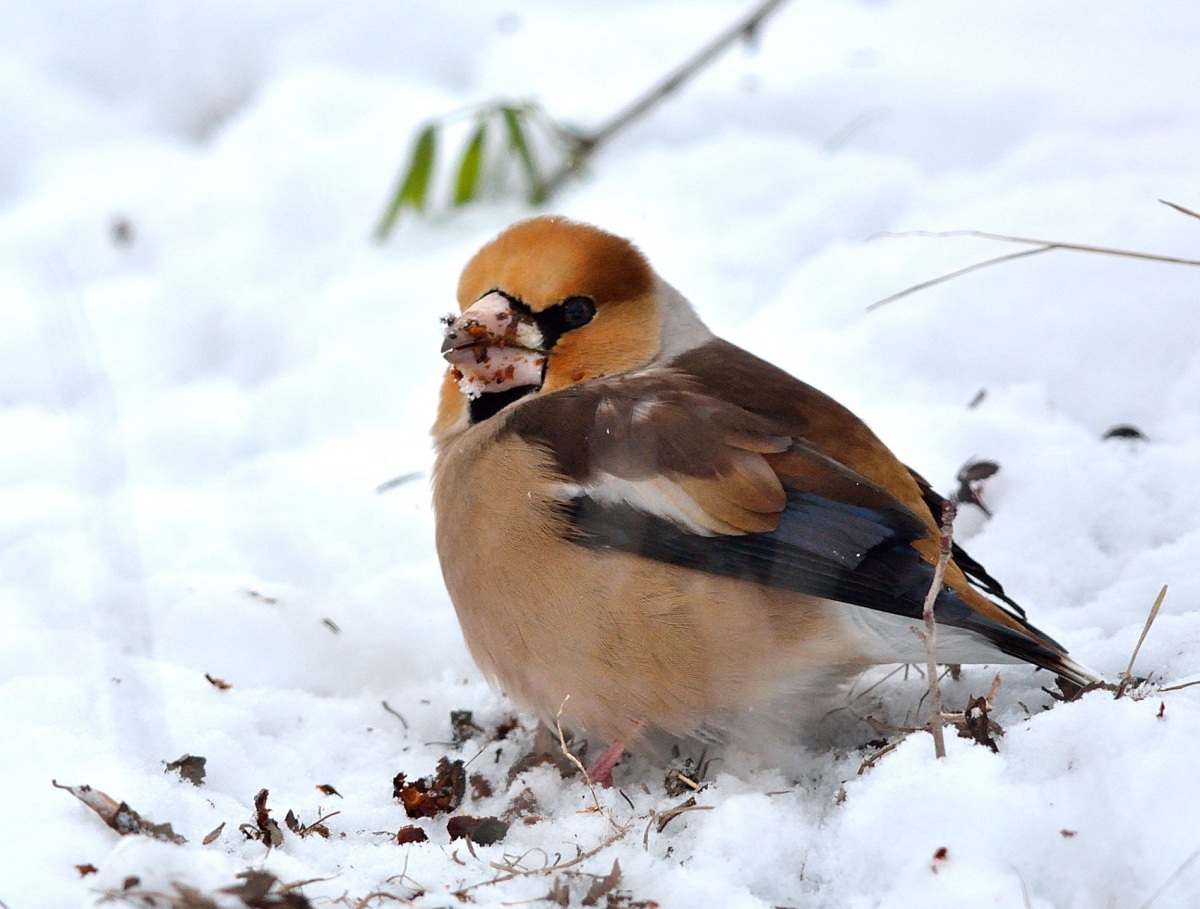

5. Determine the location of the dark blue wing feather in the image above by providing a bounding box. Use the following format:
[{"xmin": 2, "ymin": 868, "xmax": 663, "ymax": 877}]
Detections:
[{"xmin": 563, "ymin": 486, "xmax": 1070, "ymax": 665}]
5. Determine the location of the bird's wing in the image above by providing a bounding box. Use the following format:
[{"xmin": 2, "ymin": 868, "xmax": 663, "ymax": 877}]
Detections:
[{"xmin": 502, "ymin": 368, "xmax": 1082, "ymax": 678}]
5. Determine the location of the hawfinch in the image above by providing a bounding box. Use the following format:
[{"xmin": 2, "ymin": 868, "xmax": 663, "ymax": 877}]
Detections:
[{"xmin": 432, "ymin": 216, "xmax": 1098, "ymax": 782}]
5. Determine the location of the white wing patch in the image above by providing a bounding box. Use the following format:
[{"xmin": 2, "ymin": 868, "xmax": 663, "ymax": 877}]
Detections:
[
  {"xmin": 556, "ymin": 472, "xmax": 744, "ymax": 537},
  {"xmin": 551, "ymin": 378, "xmax": 786, "ymax": 536}
]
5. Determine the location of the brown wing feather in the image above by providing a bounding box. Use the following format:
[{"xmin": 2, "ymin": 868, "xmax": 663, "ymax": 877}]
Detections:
[
  {"xmin": 670, "ymin": 340, "xmax": 1064, "ymax": 645},
  {"xmin": 504, "ymin": 371, "xmax": 795, "ymax": 535}
]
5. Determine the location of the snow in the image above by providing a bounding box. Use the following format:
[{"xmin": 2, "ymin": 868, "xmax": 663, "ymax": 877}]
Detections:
[{"xmin": 3, "ymin": 0, "xmax": 1199, "ymax": 906}]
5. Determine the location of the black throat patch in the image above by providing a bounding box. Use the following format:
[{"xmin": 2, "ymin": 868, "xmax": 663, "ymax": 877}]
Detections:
[{"xmin": 468, "ymin": 385, "xmax": 538, "ymax": 424}]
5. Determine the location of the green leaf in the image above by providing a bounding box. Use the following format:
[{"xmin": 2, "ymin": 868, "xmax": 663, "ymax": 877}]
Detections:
[
  {"xmin": 500, "ymin": 106, "xmax": 545, "ymax": 204},
  {"xmin": 452, "ymin": 120, "xmax": 488, "ymax": 207},
  {"xmin": 375, "ymin": 123, "xmax": 438, "ymax": 240}
]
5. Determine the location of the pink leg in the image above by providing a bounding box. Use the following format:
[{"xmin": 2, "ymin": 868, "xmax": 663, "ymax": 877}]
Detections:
[{"xmin": 585, "ymin": 740, "xmax": 626, "ymax": 788}]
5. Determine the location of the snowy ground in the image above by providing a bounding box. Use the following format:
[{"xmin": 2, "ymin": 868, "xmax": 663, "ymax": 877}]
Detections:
[{"xmin": 4, "ymin": 1, "xmax": 1200, "ymax": 906}]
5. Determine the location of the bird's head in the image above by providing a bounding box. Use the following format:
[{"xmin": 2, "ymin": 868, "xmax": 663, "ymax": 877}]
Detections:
[{"xmin": 435, "ymin": 216, "xmax": 710, "ymax": 431}]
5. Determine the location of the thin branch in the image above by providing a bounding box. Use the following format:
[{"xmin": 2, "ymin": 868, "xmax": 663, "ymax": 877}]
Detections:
[
  {"xmin": 877, "ymin": 229, "xmax": 1200, "ymax": 265},
  {"xmin": 375, "ymin": 471, "xmax": 424, "ymax": 494},
  {"xmin": 918, "ymin": 500, "xmax": 957, "ymax": 759},
  {"xmin": 869, "ymin": 228, "xmax": 1200, "ymax": 310},
  {"xmin": 645, "ymin": 802, "xmax": 714, "ymax": 841},
  {"xmin": 867, "ymin": 247, "xmax": 1051, "ymax": 311},
  {"xmin": 540, "ymin": 0, "xmax": 792, "ymax": 197},
  {"xmin": 1160, "ymin": 198, "xmax": 1200, "ymax": 221},
  {"xmin": 455, "ymin": 826, "xmax": 630, "ymax": 895},
  {"xmin": 1138, "ymin": 846, "xmax": 1200, "ymax": 909},
  {"xmin": 1015, "ymin": 867, "xmax": 1033, "ymax": 909},
  {"xmin": 554, "ymin": 697, "xmax": 604, "ymax": 818},
  {"xmin": 1157, "ymin": 677, "xmax": 1200, "ymax": 693},
  {"xmin": 857, "ymin": 740, "xmax": 901, "ymax": 775},
  {"xmin": 1122, "ymin": 585, "xmax": 1168, "ymax": 684},
  {"xmin": 380, "ymin": 700, "xmax": 409, "ymax": 730}
]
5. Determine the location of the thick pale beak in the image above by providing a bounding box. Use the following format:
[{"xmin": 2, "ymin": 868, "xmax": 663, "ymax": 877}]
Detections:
[{"xmin": 441, "ymin": 291, "xmax": 546, "ymax": 399}]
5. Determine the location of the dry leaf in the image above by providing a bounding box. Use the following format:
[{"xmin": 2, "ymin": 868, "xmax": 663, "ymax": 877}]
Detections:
[
  {"xmin": 502, "ymin": 787, "xmax": 542, "ymax": 824},
  {"xmin": 395, "ymin": 824, "xmax": 429, "ymax": 845},
  {"xmin": 494, "ymin": 715, "xmax": 520, "ymax": 740},
  {"xmin": 164, "ymin": 754, "xmax": 207, "ymax": 786},
  {"xmin": 582, "ymin": 859, "xmax": 622, "ymax": 906},
  {"xmin": 446, "ymin": 814, "xmax": 508, "ymax": 845},
  {"xmin": 957, "ymin": 695, "xmax": 1003, "ymax": 753},
  {"xmin": 284, "ymin": 808, "xmax": 338, "ymax": 839},
  {"xmin": 53, "ymin": 780, "xmax": 186, "ymax": 844},
  {"xmin": 170, "ymin": 883, "xmax": 224, "ymax": 908},
  {"xmin": 469, "ymin": 773, "xmax": 493, "ymax": 801},
  {"xmin": 547, "ymin": 877, "xmax": 571, "ymax": 907},
  {"xmin": 241, "ymin": 789, "xmax": 283, "ymax": 847},
  {"xmin": 202, "ymin": 822, "xmax": 225, "ymax": 845},
  {"xmin": 222, "ymin": 870, "xmax": 276, "ymax": 903},
  {"xmin": 394, "ymin": 757, "xmax": 466, "ymax": 818}
]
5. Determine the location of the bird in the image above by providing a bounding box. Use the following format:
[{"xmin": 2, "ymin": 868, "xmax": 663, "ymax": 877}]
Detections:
[{"xmin": 431, "ymin": 215, "xmax": 1100, "ymax": 784}]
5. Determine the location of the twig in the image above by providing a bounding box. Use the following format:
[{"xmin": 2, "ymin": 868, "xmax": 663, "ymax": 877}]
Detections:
[
  {"xmin": 671, "ymin": 773, "xmax": 703, "ymax": 792},
  {"xmin": 1137, "ymin": 846, "xmax": 1200, "ymax": 909},
  {"xmin": 380, "ymin": 701, "xmax": 409, "ymax": 729},
  {"xmin": 646, "ymin": 801, "xmax": 713, "ymax": 841},
  {"xmin": 1120, "ymin": 585, "xmax": 1168, "ymax": 691},
  {"xmin": 1015, "ymin": 867, "xmax": 1033, "ymax": 909},
  {"xmin": 877, "ymin": 229, "xmax": 1200, "ymax": 265},
  {"xmin": 916, "ymin": 500, "xmax": 957, "ymax": 758},
  {"xmin": 375, "ymin": 471, "xmax": 424, "ymax": 494},
  {"xmin": 857, "ymin": 740, "xmax": 901, "ymax": 775},
  {"xmin": 539, "ymin": 0, "xmax": 792, "ymax": 197},
  {"xmin": 867, "ymin": 247, "xmax": 1052, "ymax": 310},
  {"xmin": 1157, "ymin": 678, "xmax": 1200, "ymax": 693},
  {"xmin": 1160, "ymin": 198, "xmax": 1200, "ymax": 221},
  {"xmin": 868, "ymin": 229, "xmax": 1200, "ymax": 311},
  {"xmin": 554, "ymin": 697, "xmax": 614, "ymax": 825},
  {"xmin": 455, "ymin": 827, "xmax": 630, "ymax": 895},
  {"xmin": 278, "ymin": 875, "xmax": 338, "ymax": 892}
]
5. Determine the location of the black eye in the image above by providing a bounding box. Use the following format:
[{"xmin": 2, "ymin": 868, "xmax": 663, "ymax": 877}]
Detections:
[{"xmin": 561, "ymin": 295, "xmax": 596, "ymax": 329}]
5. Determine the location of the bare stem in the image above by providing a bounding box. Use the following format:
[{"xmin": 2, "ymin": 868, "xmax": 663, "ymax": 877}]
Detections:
[
  {"xmin": 920, "ymin": 500, "xmax": 957, "ymax": 759},
  {"xmin": 541, "ymin": 0, "xmax": 792, "ymax": 197},
  {"xmin": 875, "ymin": 229, "xmax": 1200, "ymax": 266},
  {"xmin": 869, "ymin": 228, "xmax": 1200, "ymax": 310},
  {"xmin": 554, "ymin": 697, "xmax": 601, "ymax": 810},
  {"xmin": 867, "ymin": 247, "xmax": 1051, "ymax": 311},
  {"xmin": 1123, "ymin": 585, "xmax": 1168, "ymax": 683},
  {"xmin": 1160, "ymin": 198, "xmax": 1200, "ymax": 221},
  {"xmin": 1137, "ymin": 846, "xmax": 1200, "ymax": 909}
]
